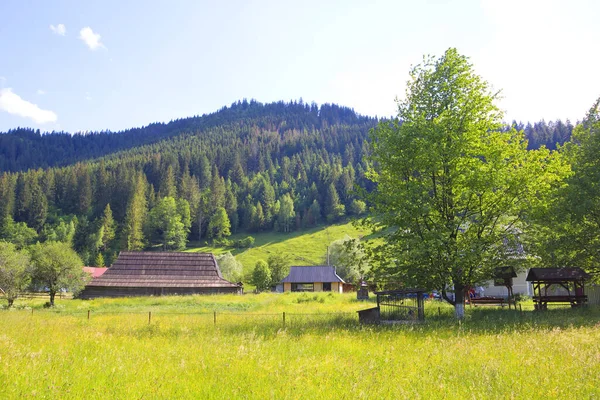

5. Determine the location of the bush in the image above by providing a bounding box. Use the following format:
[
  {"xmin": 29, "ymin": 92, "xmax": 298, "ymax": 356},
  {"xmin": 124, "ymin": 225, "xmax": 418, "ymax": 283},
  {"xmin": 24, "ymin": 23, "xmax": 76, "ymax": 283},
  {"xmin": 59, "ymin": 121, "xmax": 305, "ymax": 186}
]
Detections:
[
  {"xmin": 213, "ymin": 238, "xmax": 233, "ymax": 247},
  {"xmin": 232, "ymin": 236, "xmax": 255, "ymax": 248}
]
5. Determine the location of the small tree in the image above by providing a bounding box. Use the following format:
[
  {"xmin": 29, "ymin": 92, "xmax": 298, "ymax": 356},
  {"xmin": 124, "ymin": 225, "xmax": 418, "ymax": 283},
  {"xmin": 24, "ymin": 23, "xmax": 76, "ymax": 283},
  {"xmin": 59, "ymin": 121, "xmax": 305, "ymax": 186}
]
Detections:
[
  {"xmin": 328, "ymin": 236, "xmax": 368, "ymax": 284},
  {"xmin": 146, "ymin": 197, "xmax": 190, "ymax": 250},
  {"xmin": 251, "ymin": 260, "xmax": 271, "ymax": 292},
  {"xmin": 29, "ymin": 242, "xmax": 87, "ymax": 306},
  {"xmin": 208, "ymin": 207, "xmax": 231, "ymax": 241},
  {"xmin": 267, "ymin": 253, "xmax": 291, "ymax": 287},
  {"xmin": 94, "ymin": 252, "xmax": 105, "ymax": 268},
  {"xmin": 277, "ymin": 194, "xmax": 295, "ymax": 233},
  {"xmin": 348, "ymin": 199, "xmax": 366, "ymax": 216},
  {"xmin": 0, "ymin": 241, "xmax": 31, "ymax": 307},
  {"xmin": 216, "ymin": 252, "xmax": 243, "ymax": 283}
]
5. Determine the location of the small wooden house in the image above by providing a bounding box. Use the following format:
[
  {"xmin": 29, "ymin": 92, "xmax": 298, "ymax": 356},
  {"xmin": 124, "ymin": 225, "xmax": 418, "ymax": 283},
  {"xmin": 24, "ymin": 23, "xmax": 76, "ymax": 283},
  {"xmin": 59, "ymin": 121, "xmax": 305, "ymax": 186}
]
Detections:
[
  {"xmin": 79, "ymin": 251, "xmax": 242, "ymax": 299},
  {"xmin": 281, "ymin": 266, "xmax": 345, "ymax": 293}
]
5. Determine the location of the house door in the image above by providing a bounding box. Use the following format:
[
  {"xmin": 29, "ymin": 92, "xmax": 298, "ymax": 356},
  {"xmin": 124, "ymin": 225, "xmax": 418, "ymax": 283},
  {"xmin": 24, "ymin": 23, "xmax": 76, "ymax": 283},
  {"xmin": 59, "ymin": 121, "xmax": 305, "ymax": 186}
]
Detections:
[{"xmin": 323, "ymin": 282, "xmax": 331, "ymax": 292}]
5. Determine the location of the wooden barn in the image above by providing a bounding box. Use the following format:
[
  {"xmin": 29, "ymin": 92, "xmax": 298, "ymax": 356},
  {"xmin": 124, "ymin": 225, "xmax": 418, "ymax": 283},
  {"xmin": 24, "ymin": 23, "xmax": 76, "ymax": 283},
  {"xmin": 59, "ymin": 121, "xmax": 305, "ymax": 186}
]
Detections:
[
  {"xmin": 78, "ymin": 251, "xmax": 242, "ymax": 299},
  {"xmin": 281, "ymin": 266, "xmax": 345, "ymax": 293}
]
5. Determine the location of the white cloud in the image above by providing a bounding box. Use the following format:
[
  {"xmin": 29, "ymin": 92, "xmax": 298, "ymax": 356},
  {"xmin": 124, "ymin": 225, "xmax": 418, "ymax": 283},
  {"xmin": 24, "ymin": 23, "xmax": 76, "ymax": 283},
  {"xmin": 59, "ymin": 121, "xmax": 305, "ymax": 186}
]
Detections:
[
  {"xmin": 37, "ymin": 89, "xmax": 46, "ymax": 95},
  {"xmin": 50, "ymin": 24, "xmax": 66, "ymax": 36},
  {"xmin": 0, "ymin": 88, "xmax": 58, "ymax": 124},
  {"xmin": 79, "ymin": 27, "xmax": 105, "ymax": 50},
  {"xmin": 85, "ymin": 92, "xmax": 92, "ymax": 101}
]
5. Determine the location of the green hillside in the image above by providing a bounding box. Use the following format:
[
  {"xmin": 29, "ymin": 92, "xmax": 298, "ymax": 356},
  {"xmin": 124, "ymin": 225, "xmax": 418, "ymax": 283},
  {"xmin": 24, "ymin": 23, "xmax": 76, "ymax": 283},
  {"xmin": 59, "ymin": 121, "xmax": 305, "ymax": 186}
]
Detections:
[{"xmin": 186, "ymin": 220, "xmax": 369, "ymax": 272}]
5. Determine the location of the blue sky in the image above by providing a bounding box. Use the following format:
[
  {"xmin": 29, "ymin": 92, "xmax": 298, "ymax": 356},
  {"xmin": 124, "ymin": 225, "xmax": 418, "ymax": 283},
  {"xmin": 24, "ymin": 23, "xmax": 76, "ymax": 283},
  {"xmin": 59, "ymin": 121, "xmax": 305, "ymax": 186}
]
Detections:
[{"xmin": 0, "ymin": 0, "xmax": 599, "ymax": 132}]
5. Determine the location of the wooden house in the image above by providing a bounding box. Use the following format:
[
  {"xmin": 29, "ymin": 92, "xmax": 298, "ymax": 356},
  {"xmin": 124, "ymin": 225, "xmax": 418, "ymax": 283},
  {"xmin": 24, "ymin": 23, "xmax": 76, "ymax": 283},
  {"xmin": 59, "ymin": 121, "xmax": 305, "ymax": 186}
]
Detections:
[
  {"xmin": 281, "ymin": 266, "xmax": 345, "ymax": 293},
  {"xmin": 78, "ymin": 251, "xmax": 242, "ymax": 299}
]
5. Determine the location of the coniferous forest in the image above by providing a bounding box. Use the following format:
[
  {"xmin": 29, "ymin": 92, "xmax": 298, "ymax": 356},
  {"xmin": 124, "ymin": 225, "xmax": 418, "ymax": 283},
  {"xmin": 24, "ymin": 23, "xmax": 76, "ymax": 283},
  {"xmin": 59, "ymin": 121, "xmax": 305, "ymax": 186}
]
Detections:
[{"xmin": 0, "ymin": 99, "xmax": 575, "ymax": 267}]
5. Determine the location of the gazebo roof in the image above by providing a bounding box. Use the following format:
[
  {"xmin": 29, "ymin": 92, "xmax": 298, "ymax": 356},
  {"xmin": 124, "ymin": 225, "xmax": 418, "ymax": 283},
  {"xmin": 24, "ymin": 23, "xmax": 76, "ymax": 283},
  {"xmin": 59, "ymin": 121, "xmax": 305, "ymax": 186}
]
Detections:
[{"xmin": 526, "ymin": 268, "xmax": 591, "ymax": 282}]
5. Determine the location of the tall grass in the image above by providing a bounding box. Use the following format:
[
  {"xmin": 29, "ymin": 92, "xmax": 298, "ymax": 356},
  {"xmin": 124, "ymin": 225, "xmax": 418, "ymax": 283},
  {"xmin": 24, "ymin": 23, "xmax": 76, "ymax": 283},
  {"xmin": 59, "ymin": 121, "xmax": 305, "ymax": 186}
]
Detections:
[{"xmin": 1, "ymin": 293, "xmax": 599, "ymax": 399}]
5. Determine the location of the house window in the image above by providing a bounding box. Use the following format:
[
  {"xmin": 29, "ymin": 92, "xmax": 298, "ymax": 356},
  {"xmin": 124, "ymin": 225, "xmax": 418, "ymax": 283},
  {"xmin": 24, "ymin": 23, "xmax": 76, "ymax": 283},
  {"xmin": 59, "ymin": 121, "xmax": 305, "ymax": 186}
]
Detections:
[
  {"xmin": 291, "ymin": 283, "xmax": 314, "ymax": 292},
  {"xmin": 323, "ymin": 282, "xmax": 332, "ymax": 291}
]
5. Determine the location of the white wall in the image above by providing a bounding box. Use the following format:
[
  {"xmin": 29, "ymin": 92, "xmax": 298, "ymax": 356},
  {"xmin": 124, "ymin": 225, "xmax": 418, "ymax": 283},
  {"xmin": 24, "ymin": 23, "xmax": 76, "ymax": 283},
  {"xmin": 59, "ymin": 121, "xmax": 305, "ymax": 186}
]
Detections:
[{"xmin": 482, "ymin": 270, "xmax": 531, "ymax": 297}]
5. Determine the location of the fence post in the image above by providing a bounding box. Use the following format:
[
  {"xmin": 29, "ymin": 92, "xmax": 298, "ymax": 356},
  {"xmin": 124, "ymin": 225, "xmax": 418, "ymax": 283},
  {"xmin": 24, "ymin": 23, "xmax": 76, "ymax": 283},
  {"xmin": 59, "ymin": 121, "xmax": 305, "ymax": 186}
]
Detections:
[
  {"xmin": 148, "ymin": 311, "xmax": 151, "ymax": 324},
  {"xmin": 283, "ymin": 312, "xmax": 286, "ymax": 328},
  {"xmin": 438, "ymin": 307, "xmax": 441, "ymax": 316},
  {"xmin": 88, "ymin": 310, "xmax": 90, "ymax": 320},
  {"xmin": 519, "ymin": 303, "xmax": 522, "ymax": 314},
  {"xmin": 214, "ymin": 311, "xmax": 216, "ymax": 326}
]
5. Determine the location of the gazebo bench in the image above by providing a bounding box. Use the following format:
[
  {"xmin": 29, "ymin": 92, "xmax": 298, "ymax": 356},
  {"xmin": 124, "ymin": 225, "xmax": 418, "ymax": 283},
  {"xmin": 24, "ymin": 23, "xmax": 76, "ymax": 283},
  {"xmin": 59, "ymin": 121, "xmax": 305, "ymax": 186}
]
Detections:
[
  {"xmin": 469, "ymin": 297, "xmax": 514, "ymax": 308},
  {"xmin": 533, "ymin": 295, "xmax": 587, "ymax": 309}
]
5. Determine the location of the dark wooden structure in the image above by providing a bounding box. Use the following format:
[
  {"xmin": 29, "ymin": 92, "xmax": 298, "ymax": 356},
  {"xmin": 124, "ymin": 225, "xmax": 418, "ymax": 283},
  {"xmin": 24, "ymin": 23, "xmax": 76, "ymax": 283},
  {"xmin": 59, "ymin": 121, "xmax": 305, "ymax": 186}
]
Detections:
[
  {"xmin": 526, "ymin": 268, "xmax": 591, "ymax": 310},
  {"xmin": 469, "ymin": 267, "xmax": 518, "ymax": 309},
  {"xmin": 358, "ymin": 289, "xmax": 426, "ymax": 324},
  {"xmin": 78, "ymin": 251, "xmax": 242, "ymax": 299}
]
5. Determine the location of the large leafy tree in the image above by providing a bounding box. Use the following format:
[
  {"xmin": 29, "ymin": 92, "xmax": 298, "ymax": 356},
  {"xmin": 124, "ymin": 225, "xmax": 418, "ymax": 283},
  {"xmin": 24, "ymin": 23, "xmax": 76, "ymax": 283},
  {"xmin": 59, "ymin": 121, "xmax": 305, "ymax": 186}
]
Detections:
[
  {"xmin": 29, "ymin": 241, "xmax": 87, "ymax": 306},
  {"xmin": 366, "ymin": 48, "xmax": 566, "ymax": 318},
  {"xmin": 530, "ymin": 98, "xmax": 600, "ymax": 277},
  {"xmin": 0, "ymin": 241, "xmax": 31, "ymax": 307}
]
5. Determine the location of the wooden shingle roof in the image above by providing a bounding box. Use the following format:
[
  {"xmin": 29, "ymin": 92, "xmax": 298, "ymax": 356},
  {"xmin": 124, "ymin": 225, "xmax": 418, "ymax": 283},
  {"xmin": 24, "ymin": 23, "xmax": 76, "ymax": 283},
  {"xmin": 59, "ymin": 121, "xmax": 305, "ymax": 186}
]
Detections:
[
  {"xmin": 85, "ymin": 251, "xmax": 240, "ymax": 288},
  {"xmin": 526, "ymin": 268, "xmax": 591, "ymax": 282}
]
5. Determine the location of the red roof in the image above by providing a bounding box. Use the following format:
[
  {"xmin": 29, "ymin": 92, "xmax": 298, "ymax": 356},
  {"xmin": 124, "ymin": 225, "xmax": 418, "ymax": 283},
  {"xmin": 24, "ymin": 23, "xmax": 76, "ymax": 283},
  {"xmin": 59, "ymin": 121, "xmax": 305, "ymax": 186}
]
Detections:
[{"xmin": 83, "ymin": 267, "xmax": 108, "ymax": 278}]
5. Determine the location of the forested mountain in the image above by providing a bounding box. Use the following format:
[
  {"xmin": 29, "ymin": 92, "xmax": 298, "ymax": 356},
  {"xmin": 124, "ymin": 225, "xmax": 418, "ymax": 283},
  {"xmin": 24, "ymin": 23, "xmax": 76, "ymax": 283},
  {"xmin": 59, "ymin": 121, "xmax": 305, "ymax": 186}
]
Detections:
[
  {"xmin": 0, "ymin": 100, "xmax": 367, "ymax": 172},
  {"xmin": 0, "ymin": 100, "xmax": 376, "ymax": 266},
  {"xmin": 0, "ymin": 99, "xmax": 575, "ymax": 267}
]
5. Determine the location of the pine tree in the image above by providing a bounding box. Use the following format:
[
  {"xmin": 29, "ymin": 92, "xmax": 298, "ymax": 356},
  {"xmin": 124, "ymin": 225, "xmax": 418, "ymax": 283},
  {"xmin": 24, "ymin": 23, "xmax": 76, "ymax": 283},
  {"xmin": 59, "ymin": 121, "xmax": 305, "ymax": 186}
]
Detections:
[
  {"xmin": 122, "ymin": 174, "xmax": 147, "ymax": 251},
  {"xmin": 325, "ymin": 183, "xmax": 345, "ymax": 222},
  {"xmin": 100, "ymin": 204, "xmax": 115, "ymax": 251}
]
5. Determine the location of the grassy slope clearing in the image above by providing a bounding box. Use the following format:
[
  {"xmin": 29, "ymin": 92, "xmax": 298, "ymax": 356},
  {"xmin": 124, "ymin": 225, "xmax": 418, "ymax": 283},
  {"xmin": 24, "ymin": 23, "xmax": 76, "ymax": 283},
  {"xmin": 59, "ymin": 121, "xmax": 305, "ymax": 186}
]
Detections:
[
  {"xmin": 186, "ymin": 221, "xmax": 370, "ymax": 270},
  {"xmin": 1, "ymin": 294, "xmax": 600, "ymax": 399}
]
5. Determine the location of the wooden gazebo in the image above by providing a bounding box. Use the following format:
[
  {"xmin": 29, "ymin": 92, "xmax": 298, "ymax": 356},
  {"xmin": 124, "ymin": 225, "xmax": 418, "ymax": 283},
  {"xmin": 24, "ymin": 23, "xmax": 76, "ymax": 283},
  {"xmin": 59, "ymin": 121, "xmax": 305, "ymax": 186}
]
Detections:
[{"xmin": 526, "ymin": 268, "xmax": 591, "ymax": 310}]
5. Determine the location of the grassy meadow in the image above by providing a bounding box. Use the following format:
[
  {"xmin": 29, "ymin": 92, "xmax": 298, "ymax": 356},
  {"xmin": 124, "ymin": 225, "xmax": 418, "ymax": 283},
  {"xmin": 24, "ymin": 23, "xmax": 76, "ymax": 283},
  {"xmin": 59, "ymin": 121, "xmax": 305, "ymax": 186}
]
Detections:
[
  {"xmin": 185, "ymin": 221, "xmax": 370, "ymax": 270},
  {"xmin": 1, "ymin": 293, "xmax": 600, "ymax": 399}
]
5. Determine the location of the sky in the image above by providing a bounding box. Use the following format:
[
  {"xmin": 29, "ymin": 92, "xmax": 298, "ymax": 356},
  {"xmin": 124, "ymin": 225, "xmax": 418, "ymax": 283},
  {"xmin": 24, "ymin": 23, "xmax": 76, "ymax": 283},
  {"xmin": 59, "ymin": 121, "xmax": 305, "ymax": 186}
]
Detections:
[{"xmin": 0, "ymin": 0, "xmax": 599, "ymax": 133}]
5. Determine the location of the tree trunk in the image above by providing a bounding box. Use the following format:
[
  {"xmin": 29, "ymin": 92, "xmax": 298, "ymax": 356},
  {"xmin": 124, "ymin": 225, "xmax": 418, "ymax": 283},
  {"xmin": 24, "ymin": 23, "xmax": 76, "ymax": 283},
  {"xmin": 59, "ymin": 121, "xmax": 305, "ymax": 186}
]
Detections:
[
  {"xmin": 7, "ymin": 298, "xmax": 14, "ymax": 307},
  {"xmin": 49, "ymin": 290, "xmax": 56, "ymax": 306},
  {"xmin": 454, "ymin": 284, "xmax": 465, "ymax": 319}
]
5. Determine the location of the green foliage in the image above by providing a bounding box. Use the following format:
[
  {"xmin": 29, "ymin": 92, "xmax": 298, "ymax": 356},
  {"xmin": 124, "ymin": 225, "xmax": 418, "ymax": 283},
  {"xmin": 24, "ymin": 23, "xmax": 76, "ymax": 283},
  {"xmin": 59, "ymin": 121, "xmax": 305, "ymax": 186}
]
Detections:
[
  {"xmin": 325, "ymin": 183, "xmax": 345, "ymax": 222},
  {"xmin": 348, "ymin": 199, "xmax": 366, "ymax": 216},
  {"xmin": 147, "ymin": 197, "xmax": 190, "ymax": 250},
  {"xmin": 208, "ymin": 207, "xmax": 231, "ymax": 240},
  {"xmin": 123, "ymin": 174, "xmax": 148, "ymax": 251},
  {"xmin": 529, "ymin": 98, "xmax": 600, "ymax": 278},
  {"xmin": 277, "ymin": 193, "xmax": 295, "ymax": 233},
  {"xmin": 29, "ymin": 241, "xmax": 87, "ymax": 305},
  {"xmin": 0, "ymin": 241, "xmax": 31, "ymax": 307},
  {"xmin": 94, "ymin": 252, "xmax": 105, "ymax": 268},
  {"xmin": 267, "ymin": 253, "xmax": 291, "ymax": 287},
  {"xmin": 366, "ymin": 48, "xmax": 567, "ymax": 317},
  {"xmin": 1, "ymin": 217, "xmax": 37, "ymax": 249},
  {"xmin": 327, "ymin": 235, "xmax": 368, "ymax": 284},
  {"xmin": 251, "ymin": 260, "xmax": 271, "ymax": 292},
  {"xmin": 232, "ymin": 236, "xmax": 255, "ymax": 248},
  {"xmin": 100, "ymin": 204, "xmax": 115, "ymax": 251},
  {"xmin": 215, "ymin": 252, "xmax": 244, "ymax": 283}
]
